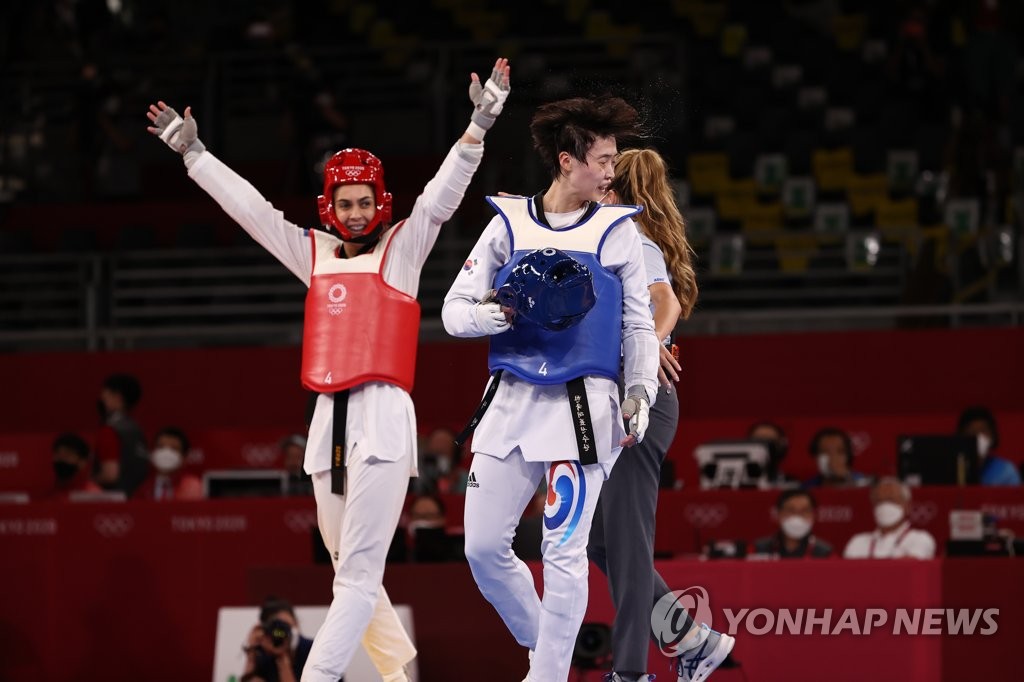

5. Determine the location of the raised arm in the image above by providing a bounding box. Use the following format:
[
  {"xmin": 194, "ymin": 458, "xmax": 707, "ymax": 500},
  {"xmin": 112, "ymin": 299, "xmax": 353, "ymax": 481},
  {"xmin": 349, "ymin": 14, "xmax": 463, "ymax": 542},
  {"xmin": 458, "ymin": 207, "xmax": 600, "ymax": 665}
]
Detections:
[
  {"xmin": 461, "ymin": 57, "xmax": 511, "ymax": 145},
  {"xmin": 146, "ymin": 101, "xmax": 313, "ymax": 285},
  {"xmin": 394, "ymin": 58, "xmax": 511, "ymax": 266}
]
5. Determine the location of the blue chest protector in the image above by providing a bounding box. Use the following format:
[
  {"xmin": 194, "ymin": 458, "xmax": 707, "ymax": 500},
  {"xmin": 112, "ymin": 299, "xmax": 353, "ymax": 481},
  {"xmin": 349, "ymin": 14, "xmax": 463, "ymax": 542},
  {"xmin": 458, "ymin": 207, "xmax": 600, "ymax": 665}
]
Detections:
[{"xmin": 486, "ymin": 195, "xmax": 642, "ymax": 385}]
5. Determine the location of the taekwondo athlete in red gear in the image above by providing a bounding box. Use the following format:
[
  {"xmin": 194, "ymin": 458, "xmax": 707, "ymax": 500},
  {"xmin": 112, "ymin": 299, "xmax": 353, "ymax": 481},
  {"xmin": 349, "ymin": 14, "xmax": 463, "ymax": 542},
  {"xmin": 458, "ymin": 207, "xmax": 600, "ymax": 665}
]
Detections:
[
  {"xmin": 441, "ymin": 96, "xmax": 660, "ymax": 682},
  {"xmin": 146, "ymin": 57, "xmax": 511, "ymax": 682}
]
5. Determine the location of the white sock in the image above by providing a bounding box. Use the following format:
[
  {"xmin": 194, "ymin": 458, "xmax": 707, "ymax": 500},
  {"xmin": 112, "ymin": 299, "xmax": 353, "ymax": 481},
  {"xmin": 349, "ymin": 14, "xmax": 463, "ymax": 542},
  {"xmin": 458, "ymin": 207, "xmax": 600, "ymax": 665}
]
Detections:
[
  {"xmin": 380, "ymin": 668, "xmax": 408, "ymax": 682},
  {"xmin": 678, "ymin": 624, "xmax": 711, "ymax": 654}
]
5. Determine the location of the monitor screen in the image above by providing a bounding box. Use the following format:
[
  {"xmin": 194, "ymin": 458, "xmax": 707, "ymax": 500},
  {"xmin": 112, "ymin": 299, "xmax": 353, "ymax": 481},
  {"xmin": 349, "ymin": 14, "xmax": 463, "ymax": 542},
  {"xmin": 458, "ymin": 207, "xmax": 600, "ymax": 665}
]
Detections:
[
  {"xmin": 694, "ymin": 440, "xmax": 771, "ymax": 489},
  {"xmin": 202, "ymin": 469, "xmax": 287, "ymax": 498},
  {"xmin": 897, "ymin": 435, "xmax": 979, "ymax": 486}
]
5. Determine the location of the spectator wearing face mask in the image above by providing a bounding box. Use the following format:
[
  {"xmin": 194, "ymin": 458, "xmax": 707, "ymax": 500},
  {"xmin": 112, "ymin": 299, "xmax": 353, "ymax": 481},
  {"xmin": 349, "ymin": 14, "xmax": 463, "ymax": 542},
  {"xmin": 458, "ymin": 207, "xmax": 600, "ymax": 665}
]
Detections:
[
  {"xmin": 137, "ymin": 427, "xmax": 203, "ymax": 501},
  {"xmin": 44, "ymin": 432, "xmax": 101, "ymax": 500},
  {"xmin": 843, "ymin": 477, "xmax": 936, "ymax": 559},
  {"xmin": 752, "ymin": 490, "xmax": 833, "ymax": 558},
  {"xmin": 956, "ymin": 406, "xmax": 1020, "ymax": 486},
  {"xmin": 802, "ymin": 427, "xmax": 872, "ymax": 489}
]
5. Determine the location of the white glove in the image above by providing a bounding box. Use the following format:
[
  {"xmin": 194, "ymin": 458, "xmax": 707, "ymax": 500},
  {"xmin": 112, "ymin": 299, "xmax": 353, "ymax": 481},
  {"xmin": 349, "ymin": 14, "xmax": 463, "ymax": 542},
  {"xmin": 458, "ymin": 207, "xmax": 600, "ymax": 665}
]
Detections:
[
  {"xmin": 621, "ymin": 386, "xmax": 650, "ymax": 445},
  {"xmin": 466, "ymin": 57, "xmax": 511, "ymax": 139},
  {"xmin": 474, "ymin": 302, "xmax": 510, "ymax": 335},
  {"xmin": 146, "ymin": 101, "xmax": 205, "ymax": 165}
]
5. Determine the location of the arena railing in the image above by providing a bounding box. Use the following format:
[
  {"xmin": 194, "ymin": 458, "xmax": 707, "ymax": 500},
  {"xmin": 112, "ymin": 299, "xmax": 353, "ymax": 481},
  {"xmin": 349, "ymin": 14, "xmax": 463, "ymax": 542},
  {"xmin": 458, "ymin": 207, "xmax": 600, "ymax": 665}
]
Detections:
[{"xmin": 0, "ymin": 244, "xmax": 1021, "ymax": 352}]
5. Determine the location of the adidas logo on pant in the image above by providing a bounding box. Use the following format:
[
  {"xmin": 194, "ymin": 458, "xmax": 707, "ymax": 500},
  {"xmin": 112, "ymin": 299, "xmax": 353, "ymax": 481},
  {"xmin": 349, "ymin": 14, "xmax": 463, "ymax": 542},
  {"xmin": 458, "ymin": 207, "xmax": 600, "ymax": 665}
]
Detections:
[{"xmin": 467, "ymin": 472, "xmax": 480, "ymax": 488}]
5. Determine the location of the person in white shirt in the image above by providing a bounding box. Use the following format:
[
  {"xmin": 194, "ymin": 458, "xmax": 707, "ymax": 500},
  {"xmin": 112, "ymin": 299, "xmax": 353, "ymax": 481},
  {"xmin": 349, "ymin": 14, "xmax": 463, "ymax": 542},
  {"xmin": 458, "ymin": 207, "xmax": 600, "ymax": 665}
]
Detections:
[
  {"xmin": 589, "ymin": 148, "xmax": 733, "ymax": 682},
  {"xmin": 442, "ymin": 96, "xmax": 659, "ymax": 682},
  {"xmin": 843, "ymin": 477, "xmax": 937, "ymax": 559},
  {"xmin": 145, "ymin": 57, "xmax": 511, "ymax": 682}
]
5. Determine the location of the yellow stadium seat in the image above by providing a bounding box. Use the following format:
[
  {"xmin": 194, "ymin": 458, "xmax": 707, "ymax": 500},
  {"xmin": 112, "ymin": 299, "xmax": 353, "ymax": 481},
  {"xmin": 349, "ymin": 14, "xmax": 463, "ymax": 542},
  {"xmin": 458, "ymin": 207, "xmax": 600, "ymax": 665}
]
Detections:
[
  {"xmin": 847, "ymin": 174, "xmax": 889, "ymax": 216},
  {"xmin": 774, "ymin": 234, "xmax": 819, "ymax": 273},
  {"xmin": 812, "ymin": 147, "xmax": 853, "ymax": 191},
  {"xmin": 689, "ymin": 2, "xmax": 727, "ymax": 37},
  {"xmin": 721, "ymin": 24, "xmax": 748, "ymax": 57},
  {"xmin": 874, "ymin": 198, "xmax": 919, "ymax": 228},
  {"xmin": 715, "ymin": 178, "xmax": 759, "ymax": 221},
  {"xmin": 741, "ymin": 202, "xmax": 784, "ymax": 233},
  {"xmin": 350, "ymin": 2, "xmax": 376, "ymax": 32},
  {"xmin": 832, "ymin": 14, "xmax": 867, "ymax": 51},
  {"xmin": 687, "ymin": 153, "xmax": 730, "ymax": 195}
]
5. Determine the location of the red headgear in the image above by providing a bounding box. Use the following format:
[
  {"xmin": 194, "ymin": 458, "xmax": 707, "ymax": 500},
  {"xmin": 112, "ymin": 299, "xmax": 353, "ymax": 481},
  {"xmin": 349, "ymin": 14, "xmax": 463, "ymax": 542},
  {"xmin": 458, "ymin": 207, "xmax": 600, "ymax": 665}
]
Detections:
[{"xmin": 317, "ymin": 148, "xmax": 393, "ymax": 243}]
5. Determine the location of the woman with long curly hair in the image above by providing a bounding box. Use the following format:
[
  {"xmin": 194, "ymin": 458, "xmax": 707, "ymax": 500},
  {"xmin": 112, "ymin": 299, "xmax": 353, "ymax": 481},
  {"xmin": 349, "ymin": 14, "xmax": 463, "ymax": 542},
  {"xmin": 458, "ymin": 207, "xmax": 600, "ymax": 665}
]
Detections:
[{"xmin": 589, "ymin": 148, "xmax": 734, "ymax": 682}]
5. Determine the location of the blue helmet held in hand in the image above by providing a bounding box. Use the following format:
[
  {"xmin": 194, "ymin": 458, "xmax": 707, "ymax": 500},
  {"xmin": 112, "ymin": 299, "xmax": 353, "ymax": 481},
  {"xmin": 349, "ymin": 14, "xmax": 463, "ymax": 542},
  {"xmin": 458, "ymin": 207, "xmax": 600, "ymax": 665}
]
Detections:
[{"xmin": 495, "ymin": 248, "xmax": 596, "ymax": 331}]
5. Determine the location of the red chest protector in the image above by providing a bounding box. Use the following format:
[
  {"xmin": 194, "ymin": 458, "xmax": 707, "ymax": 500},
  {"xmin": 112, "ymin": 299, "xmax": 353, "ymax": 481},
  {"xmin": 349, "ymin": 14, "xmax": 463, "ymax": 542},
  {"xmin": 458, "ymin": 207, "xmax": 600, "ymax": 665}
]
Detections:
[{"xmin": 301, "ymin": 222, "xmax": 420, "ymax": 393}]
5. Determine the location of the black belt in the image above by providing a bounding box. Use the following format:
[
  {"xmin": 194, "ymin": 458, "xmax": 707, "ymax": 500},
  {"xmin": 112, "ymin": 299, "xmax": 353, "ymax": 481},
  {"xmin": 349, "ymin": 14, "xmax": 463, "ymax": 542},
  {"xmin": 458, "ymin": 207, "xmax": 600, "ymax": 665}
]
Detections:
[
  {"xmin": 307, "ymin": 390, "xmax": 352, "ymax": 496},
  {"xmin": 455, "ymin": 370, "xmax": 503, "ymax": 447},
  {"xmin": 330, "ymin": 389, "xmax": 350, "ymax": 495},
  {"xmin": 455, "ymin": 370, "xmax": 597, "ymax": 465},
  {"xmin": 566, "ymin": 377, "xmax": 597, "ymax": 465}
]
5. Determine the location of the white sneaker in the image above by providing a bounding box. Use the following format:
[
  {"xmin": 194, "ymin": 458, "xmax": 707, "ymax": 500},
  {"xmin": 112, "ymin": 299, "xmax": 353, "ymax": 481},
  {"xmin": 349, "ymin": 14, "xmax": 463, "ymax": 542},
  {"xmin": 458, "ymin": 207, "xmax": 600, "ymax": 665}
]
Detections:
[{"xmin": 674, "ymin": 624, "xmax": 734, "ymax": 682}]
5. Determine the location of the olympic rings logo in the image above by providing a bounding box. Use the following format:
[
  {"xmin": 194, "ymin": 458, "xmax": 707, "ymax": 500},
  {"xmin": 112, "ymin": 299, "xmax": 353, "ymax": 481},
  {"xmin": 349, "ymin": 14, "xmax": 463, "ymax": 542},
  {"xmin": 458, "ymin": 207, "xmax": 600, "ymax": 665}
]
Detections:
[
  {"xmin": 283, "ymin": 509, "xmax": 318, "ymax": 534},
  {"xmin": 684, "ymin": 503, "xmax": 729, "ymax": 528},
  {"xmin": 93, "ymin": 514, "xmax": 134, "ymax": 538},
  {"xmin": 908, "ymin": 502, "xmax": 938, "ymax": 525}
]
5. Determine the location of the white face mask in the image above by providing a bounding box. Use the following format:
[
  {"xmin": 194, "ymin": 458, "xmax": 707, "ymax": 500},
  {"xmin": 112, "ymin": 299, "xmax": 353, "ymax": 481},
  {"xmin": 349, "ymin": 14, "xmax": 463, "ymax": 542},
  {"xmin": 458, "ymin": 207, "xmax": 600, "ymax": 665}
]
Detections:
[
  {"xmin": 781, "ymin": 516, "xmax": 813, "ymax": 540},
  {"xmin": 816, "ymin": 453, "xmax": 831, "ymax": 476},
  {"xmin": 874, "ymin": 501, "xmax": 905, "ymax": 528},
  {"xmin": 976, "ymin": 433, "xmax": 992, "ymax": 459},
  {"xmin": 151, "ymin": 447, "xmax": 183, "ymax": 473}
]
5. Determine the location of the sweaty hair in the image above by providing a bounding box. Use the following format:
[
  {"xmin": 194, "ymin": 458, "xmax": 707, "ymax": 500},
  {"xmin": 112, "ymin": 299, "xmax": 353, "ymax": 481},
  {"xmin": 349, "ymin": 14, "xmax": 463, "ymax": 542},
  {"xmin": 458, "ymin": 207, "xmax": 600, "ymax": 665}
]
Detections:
[
  {"xmin": 610, "ymin": 148, "xmax": 698, "ymax": 318},
  {"xmin": 530, "ymin": 96, "xmax": 640, "ymax": 181}
]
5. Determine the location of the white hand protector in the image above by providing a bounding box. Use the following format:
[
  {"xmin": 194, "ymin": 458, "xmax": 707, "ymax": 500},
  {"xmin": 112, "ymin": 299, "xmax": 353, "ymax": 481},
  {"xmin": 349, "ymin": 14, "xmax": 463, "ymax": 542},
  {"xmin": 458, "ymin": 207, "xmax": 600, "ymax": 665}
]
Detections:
[
  {"xmin": 148, "ymin": 102, "xmax": 205, "ymax": 156},
  {"xmin": 467, "ymin": 57, "xmax": 510, "ymax": 137},
  {"xmin": 474, "ymin": 301, "xmax": 510, "ymax": 335},
  {"xmin": 621, "ymin": 386, "xmax": 651, "ymax": 444}
]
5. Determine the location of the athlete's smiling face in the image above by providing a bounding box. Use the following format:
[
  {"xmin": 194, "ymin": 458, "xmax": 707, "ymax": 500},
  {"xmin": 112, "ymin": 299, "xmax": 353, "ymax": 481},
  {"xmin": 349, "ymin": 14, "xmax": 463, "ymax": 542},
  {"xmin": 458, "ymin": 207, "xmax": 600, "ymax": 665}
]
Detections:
[
  {"xmin": 562, "ymin": 135, "xmax": 617, "ymax": 203},
  {"xmin": 332, "ymin": 184, "xmax": 376, "ymax": 236}
]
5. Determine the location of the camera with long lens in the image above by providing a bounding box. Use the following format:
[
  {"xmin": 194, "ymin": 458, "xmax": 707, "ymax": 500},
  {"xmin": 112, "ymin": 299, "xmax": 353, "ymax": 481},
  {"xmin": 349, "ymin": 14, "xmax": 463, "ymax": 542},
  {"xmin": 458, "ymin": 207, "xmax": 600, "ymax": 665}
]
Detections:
[{"xmin": 263, "ymin": 618, "xmax": 292, "ymax": 649}]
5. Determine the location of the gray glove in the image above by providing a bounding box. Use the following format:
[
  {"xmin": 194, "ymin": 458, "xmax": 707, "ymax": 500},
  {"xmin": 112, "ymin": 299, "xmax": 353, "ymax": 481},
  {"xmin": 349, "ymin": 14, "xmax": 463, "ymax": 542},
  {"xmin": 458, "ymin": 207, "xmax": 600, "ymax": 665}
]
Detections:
[
  {"xmin": 468, "ymin": 58, "xmax": 511, "ymax": 132},
  {"xmin": 621, "ymin": 386, "xmax": 651, "ymax": 445},
  {"xmin": 147, "ymin": 102, "xmax": 205, "ymax": 161}
]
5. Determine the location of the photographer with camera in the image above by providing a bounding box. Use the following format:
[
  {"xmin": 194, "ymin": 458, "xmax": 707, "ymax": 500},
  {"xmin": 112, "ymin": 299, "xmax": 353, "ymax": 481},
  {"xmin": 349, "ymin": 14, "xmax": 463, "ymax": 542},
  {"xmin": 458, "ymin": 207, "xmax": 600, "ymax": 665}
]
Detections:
[{"xmin": 242, "ymin": 598, "xmax": 323, "ymax": 682}]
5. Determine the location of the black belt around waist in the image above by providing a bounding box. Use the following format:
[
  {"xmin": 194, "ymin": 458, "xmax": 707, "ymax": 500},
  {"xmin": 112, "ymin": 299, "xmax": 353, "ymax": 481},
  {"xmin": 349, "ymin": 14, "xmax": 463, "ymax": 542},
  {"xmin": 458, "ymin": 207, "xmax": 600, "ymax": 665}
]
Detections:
[
  {"xmin": 330, "ymin": 389, "xmax": 350, "ymax": 494},
  {"xmin": 455, "ymin": 371, "xmax": 597, "ymax": 465},
  {"xmin": 307, "ymin": 389, "xmax": 351, "ymax": 495},
  {"xmin": 454, "ymin": 370, "xmax": 503, "ymax": 447}
]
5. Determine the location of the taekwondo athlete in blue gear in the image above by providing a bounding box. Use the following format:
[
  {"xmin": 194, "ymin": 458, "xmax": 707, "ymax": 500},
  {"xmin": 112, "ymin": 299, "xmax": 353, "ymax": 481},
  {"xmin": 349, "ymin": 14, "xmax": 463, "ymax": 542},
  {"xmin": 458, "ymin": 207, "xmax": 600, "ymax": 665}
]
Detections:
[
  {"xmin": 442, "ymin": 94, "xmax": 658, "ymax": 682},
  {"xmin": 487, "ymin": 220, "xmax": 628, "ymax": 385}
]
